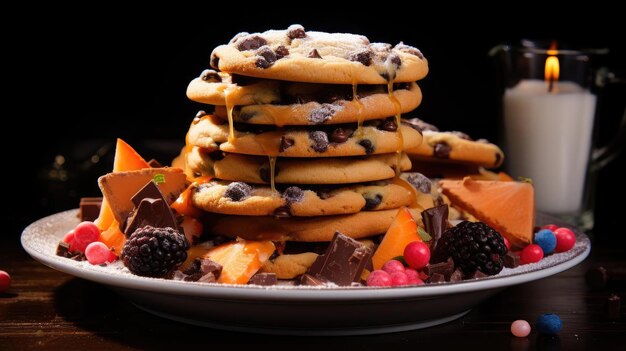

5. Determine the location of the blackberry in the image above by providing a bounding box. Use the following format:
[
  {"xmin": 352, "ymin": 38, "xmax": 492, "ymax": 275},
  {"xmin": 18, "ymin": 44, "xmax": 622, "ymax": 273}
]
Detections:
[
  {"xmin": 121, "ymin": 226, "xmax": 189, "ymax": 277},
  {"xmin": 432, "ymin": 221, "xmax": 507, "ymax": 276}
]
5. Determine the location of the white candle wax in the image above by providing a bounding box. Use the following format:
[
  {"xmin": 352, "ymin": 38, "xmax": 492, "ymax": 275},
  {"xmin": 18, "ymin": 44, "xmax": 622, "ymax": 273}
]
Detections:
[{"xmin": 503, "ymin": 79, "xmax": 597, "ymax": 214}]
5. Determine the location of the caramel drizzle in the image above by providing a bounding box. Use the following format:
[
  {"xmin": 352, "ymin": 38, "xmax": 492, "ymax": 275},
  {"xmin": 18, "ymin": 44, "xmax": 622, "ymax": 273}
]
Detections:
[
  {"xmin": 387, "ymin": 81, "xmax": 404, "ymax": 175},
  {"xmin": 224, "ymin": 85, "xmax": 236, "ymax": 143},
  {"xmin": 352, "ymin": 77, "xmax": 365, "ymax": 137},
  {"xmin": 268, "ymin": 156, "xmax": 277, "ymax": 194}
]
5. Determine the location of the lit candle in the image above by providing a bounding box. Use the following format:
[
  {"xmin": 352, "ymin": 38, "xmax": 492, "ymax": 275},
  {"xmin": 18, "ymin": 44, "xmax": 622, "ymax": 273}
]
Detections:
[{"xmin": 503, "ymin": 52, "xmax": 597, "ymax": 214}]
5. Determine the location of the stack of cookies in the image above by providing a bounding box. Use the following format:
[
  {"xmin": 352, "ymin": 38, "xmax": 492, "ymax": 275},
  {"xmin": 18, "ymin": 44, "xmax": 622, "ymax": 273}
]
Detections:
[{"xmin": 181, "ymin": 25, "xmax": 429, "ymax": 242}]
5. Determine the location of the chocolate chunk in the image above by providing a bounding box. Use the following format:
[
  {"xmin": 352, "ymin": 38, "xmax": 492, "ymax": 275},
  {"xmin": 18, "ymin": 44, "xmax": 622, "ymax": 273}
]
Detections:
[
  {"xmin": 349, "ymin": 50, "xmax": 373, "ymax": 66},
  {"xmin": 504, "ymin": 251, "xmax": 520, "ymax": 268},
  {"xmin": 429, "ymin": 273, "xmax": 446, "ymax": 283},
  {"xmin": 236, "ymin": 35, "xmax": 267, "ymax": 51},
  {"xmin": 275, "ymin": 45, "xmax": 289, "ymax": 59},
  {"xmin": 273, "ymin": 206, "xmax": 291, "ymax": 218},
  {"xmin": 287, "ymin": 24, "xmax": 306, "ymax": 39},
  {"xmin": 239, "ymin": 110, "xmax": 256, "ymax": 121},
  {"xmin": 199, "ymin": 258, "xmax": 223, "ymax": 277},
  {"xmin": 79, "ymin": 197, "xmax": 102, "ymax": 222},
  {"xmin": 306, "ymin": 232, "xmax": 373, "ymax": 286},
  {"xmin": 257, "ymin": 46, "xmax": 277, "ymax": 67},
  {"xmin": 308, "ymin": 104, "xmax": 337, "ymax": 124},
  {"xmin": 197, "ymin": 273, "xmax": 218, "ymax": 283},
  {"xmin": 389, "ymin": 54, "xmax": 402, "ymax": 68},
  {"xmin": 358, "ymin": 139, "xmax": 375, "ymax": 154},
  {"xmin": 449, "ymin": 269, "xmax": 464, "ymax": 282},
  {"xmin": 363, "ymin": 193, "xmax": 382, "ymax": 210},
  {"xmin": 380, "ymin": 118, "xmax": 398, "ymax": 132},
  {"xmin": 249, "ymin": 273, "xmax": 278, "ymax": 286},
  {"xmin": 330, "ymin": 127, "xmax": 352, "ymax": 143},
  {"xmin": 255, "ymin": 57, "xmax": 273, "ymax": 69},
  {"xmin": 56, "ymin": 241, "xmax": 71, "ymax": 258},
  {"xmin": 283, "ymin": 186, "xmax": 304, "ymax": 203},
  {"xmin": 179, "ymin": 257, "xmax": 222, "ymax": 282},
  {"xmin": 131, "ymin": 180, "xmax": 163, "ymax": 208},
  {"xmin": 308, "ymin": 49, "xmax": 322, "ymax": 59},
  {"xmin": 424, "ymin": 257, "xmax": 454, "ymax": 280},
  {"xmin": 124, "ymin": 198, "xmax": 179, "ymax": 236},
  {"xmin": 451, "ymin": 131, "xmax": 472, "ymax": 141},
  {"xmin": 433, "ymin": 142, "xmax": 451, "ymax": 158},
  {"xmin": 279, "ymin": 136, "xmax": 295, "ymax": 152},
  {"xmin": 200, "ymin": 69, "xmax": 221, "ymax": 82},
  {"xmin": 309, "ymin": 131, "xmax": 329, "ymax": 152},
  {"xmin": 404, "ymin": 118, "xmax": 439, "ymax": 132},
  {"xmin": 259, "ymin": 163, "xmax": 279, "ymax": 183},
  {"xmin": 210, "ymin": 53, "xmax": 220, "ymax": 68},
  {"xmin": 394, "ymin": 42, "xmax": 424, "ymax": 59},
  {"xmin": 406, "ymin": 173, "xmax": 432, "ymax": 194},
  {"xmin": 224, "ymin": 182, "xmax": 252, "ymax": 202},
  {"xmin": 607, "ymin": 294, "xmax": 621, "ymax": 320},
  {"xmin": 148, "ymin": 159, "xmax": 163, "ymax": 168},
  {"xmin": 470, "ymin": 270, "xmax": 488, "ymax": 279},
  {"xmin": 300, "ymin": 274, "xmax": 327, "ymax": 286}
]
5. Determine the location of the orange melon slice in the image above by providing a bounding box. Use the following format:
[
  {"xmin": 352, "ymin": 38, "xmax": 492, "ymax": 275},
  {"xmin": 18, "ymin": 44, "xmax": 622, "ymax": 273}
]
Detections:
[
  {"xmin": 99, "ymin": 220, "xmax": 126, "ymax": 255},
  {"xmin": 372, "ymin": 207, "xmax": 421, "ymax": 270},
  {"xmin": 439, "ymin": 177, "xmax": 534, "ymax": 248},
  {"xmin": 204, "ymin": 240, "xmax": 275, "ymax": 284},
  {"xmin": 95, "ymin": 139, "xmax": 151, "ymax": 230}
]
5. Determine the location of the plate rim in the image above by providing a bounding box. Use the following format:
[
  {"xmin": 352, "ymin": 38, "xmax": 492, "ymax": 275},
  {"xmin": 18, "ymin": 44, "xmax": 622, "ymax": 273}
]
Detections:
[{"xmin": 21, "ymin": 209, "xmax": 590, "ymax": 302}]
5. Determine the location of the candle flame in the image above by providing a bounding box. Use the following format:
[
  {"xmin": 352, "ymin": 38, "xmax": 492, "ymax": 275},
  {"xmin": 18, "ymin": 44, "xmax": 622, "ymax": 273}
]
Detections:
[{"xmin": 545, "ymin": 42, "xmax": 559, "ymax": 92}]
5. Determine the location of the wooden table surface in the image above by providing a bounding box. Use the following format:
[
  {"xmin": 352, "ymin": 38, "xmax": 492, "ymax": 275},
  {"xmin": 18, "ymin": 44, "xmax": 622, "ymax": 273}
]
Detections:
[{"xmin": 1, "ymin": 232, "xmax": 625, "ymax": 350}]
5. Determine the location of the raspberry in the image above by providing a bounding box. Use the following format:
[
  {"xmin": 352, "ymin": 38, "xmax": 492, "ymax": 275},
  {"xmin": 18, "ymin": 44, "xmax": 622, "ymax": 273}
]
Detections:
[
  {"xmin": 432, "ymin": 221, "xmax": 508, "ymax": 276},
  {"xmin": 121, "ymin": 226, "xmax": 189, "ymax": 277}
]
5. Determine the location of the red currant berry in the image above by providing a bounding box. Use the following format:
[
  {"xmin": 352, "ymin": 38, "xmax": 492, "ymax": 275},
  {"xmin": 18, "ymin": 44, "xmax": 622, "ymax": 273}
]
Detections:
[
  {"xmin": 382, "ymin": 259, "xmax": 406, "ymax": 274},
  {"xmin": 72, "ymin": 222, "xmax": 101, "ymax": 252},
  {"xmin": 403, "ymin": 241, "xmax": 430, "ymax": 270},
  {"xmin": 366, "ymin": 270, "xmax": 392, "ymax": 287},
  {"xmin": 542, "ymin": 224, "xmax": 559, "ymax": 232},
  {"xmin": 554, "ymin": 227, "xmax": 576, "ymax": 253},
  {"xmin": 390, "ymin": 271, "xmax": 409, "ymax": 286},
  {"xmin": 520, "ymin": 244, "xmax": 544, "ymax": 264},
  {"xmin": 85, "ymin": 242, "xmax": 117, "ymax": 265}
]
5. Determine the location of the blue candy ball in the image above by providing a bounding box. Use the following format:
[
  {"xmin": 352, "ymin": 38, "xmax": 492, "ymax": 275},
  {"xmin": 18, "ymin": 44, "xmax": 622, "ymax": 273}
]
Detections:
[
  {"xmin": 534, "ymin": 229, "xmax": 557, "ymax": 254},
  {"xmin": 536, "ymin": 313, "xmax": 562, "ymax": 335}
]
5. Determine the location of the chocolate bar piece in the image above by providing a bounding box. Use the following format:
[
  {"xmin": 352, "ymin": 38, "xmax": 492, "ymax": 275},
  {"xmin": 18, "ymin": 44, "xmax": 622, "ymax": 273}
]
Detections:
[
  {"xmin": 306, "ymin": 231, "xmax": 373, "ymax": 286},
  {"xmin": 504, "ymin": 251, "xmax": 520, "ymax": 268},
  {"xmin": 421, "ymin": 204, "xmax": 449, "ymax": 251},
  {"xmin": 424, "ymin": 257, "xmax": 454, "ymax": 280},
  {"xmin": 300, "ymin": 274, "xmax": 327, "ymax": 286},
  {"xmin": 470, "ymin": 270, "xmax": 488, "ymax": 279},
  {"xmin": 125, "ymin": 198, "xmax": 178, "ymax": 236},
  {"xmin": 79, "ymin": 197, "xmax": 103, "ymax": 222},
  {"xmin": 131, "ymin": 181, "xmax": 164, "ymax": 208},
  {"xmin": 449, "ymin": 269, "xmax": 464, "ymax": 282},
  {"xmin": 249, "ymin": 273, "xmax": 278, "ymax": 286},
  {"xmin": 429, "ymin": 273, "xmax": 446, "ymax": 283},
  {"xmin": 56, "ymin": 241, "xmax": 71, "ymax": 257},
  {"xmin": 148, "ymin": 159, "xmax": 163, "ymax": 168}
]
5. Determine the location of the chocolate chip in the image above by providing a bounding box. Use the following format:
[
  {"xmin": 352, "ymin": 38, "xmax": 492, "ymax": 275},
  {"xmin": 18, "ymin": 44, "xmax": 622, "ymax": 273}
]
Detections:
[
  {"xmin": 406, "ymin": 173, "xmax": 432, "ymax": 193},
  {"xmin": 283, "ymin": 186, "xmax": 304, "ymax": 203},
  {"xmin": 358, "ymin": 139, "xmax": 375, "ymax": 154},
  {"xmin": 210, "ymin": 53, "xmax": 220, "ymax": 68},
  {"xmin": 404, "ymin": 118, "xmax": 439, "ymax": 133},
  {"xmin": 56, "ymin": 241, "xmax": 71, "ymax": 257},
  {"xmin": 239, "ymin": 110, "xmax": 256, "ymax": 121},
  {"xmin": 256, "ymin": 57, "xmax": 273, "ymax": 69},
  {"xmin": 394, "ymin": 42, "xmax": 424, "ymax": 59},
  {"xmin": 309, "ymin": 131, "xmax": 329, "ymax": 152},
  {"xmin": 287, "ymin": 24, "xmax": 306, "ymax": 39},
  {"xmin": 259, "ymin": 164, "xmax": 279, "ymax": 183},
  {"xmin": 504, "ymin": 251, "xmax": 520, "ymax": 268},
  {"xmin": 236, "ymin": 35, "xmax": 267, "ymax": 51},
  {"xmin": 278, "ymin": 136, "xmax": 295, "ymax": 152},
  {"xmin": 317, "ymin": 189, "xmax": 332, "ymax": 200},
  {"xmin": 429, "ymin": 273, "xmax": 446, "ymax": 283},
  {"xmin": 449, "ymin": 269, "xmax": 464, "ymax": 282},
  {"xmin": 308, "ymin": 104, "xmax": 337, "ymax": 124},
  {"xmin": 308, "ymin": 49, "xmax": 322, "ymax": 59},
  {"xmin": 224, "ymin": 182, "xmax": 252, "ymax": 201},
  {"xmin": 273, "ymin": 206, "xmax": 291, "ymax": 218},
  {"xmin": 451, "ymin": 131, "xmax": 472, "ymax": 140},
  {"xmin": 200, "ymin": 69, "xmax": 221, "ymax": 82},
  {"xmin": 275, "ymin": 45, "xmax": 289, "ymax": 59},
  {"xmin": 389, "ymin": 54, "xmax": 402, "ymax": 68},
  {"xmin": 380, "ymin": 117, "xmax": 398, "ymax": 132},
  {"xmin": 363, "ymin": 193, "xmax": 382, "ymax": 210},
  {"xmin": 330, "ymin": 127, "xmax": 352, "ymax": 143},
  {"xmin": 349, "ymin": 50, "xmax": 373, "ymax": 66},
  {"xmin": 208, "ymin": 150, "xmax": 225, "ymax": 161},
  {"xmin": 433, "ymin": 142, "xmax": 451, "ymax": 158},
  {"xmin": 257, "ymin": 46, "xmax": 277, "ymax": 64}
]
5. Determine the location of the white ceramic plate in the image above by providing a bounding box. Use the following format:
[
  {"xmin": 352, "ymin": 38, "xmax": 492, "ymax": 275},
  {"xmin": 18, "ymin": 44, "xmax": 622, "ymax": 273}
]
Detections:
[{"xmin": 22, "ymin": 209, "xmax": 590, "ymax": 335}]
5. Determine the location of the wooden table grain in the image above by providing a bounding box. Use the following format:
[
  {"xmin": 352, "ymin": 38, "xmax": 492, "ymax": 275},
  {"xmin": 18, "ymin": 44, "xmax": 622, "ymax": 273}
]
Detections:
[{"xmin": 1, "ymin": 234, "xmax": 625, "ymax": 350}]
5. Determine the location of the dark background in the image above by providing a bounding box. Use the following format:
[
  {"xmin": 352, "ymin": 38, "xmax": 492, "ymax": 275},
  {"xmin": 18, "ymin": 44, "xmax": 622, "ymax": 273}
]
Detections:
[{"xmin": 5, "ymin": 7, "xmax": 625, "ymax": 242}]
